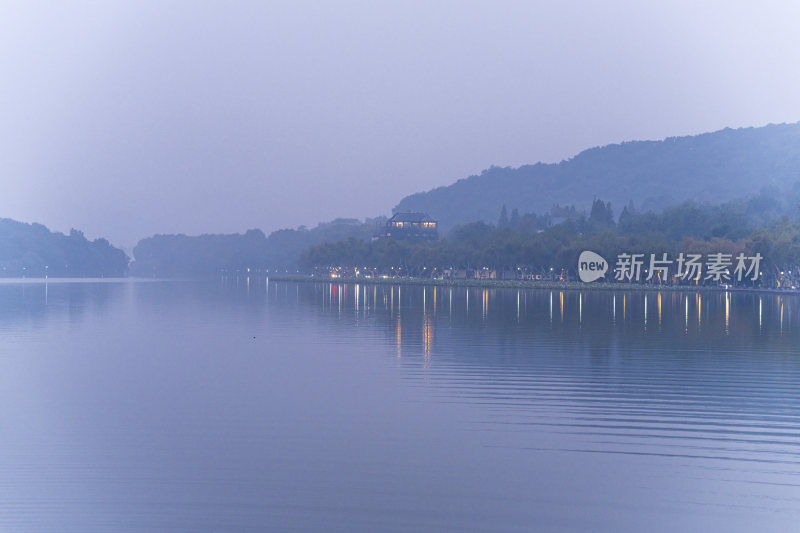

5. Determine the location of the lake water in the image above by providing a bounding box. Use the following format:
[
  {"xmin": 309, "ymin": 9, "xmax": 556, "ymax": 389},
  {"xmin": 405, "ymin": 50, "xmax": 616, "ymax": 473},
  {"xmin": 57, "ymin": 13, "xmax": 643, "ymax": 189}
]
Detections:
[{"xmin": 1, "ymin": 279, "xmax": 800, "ymax": 532}]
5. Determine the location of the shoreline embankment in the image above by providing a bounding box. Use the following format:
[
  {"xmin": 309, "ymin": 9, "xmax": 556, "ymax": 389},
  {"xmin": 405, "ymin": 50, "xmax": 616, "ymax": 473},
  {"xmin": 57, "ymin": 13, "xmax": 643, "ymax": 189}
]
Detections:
[{"xmin": 267, "ymin": 275, "xmax": 794, "ymax": 295}]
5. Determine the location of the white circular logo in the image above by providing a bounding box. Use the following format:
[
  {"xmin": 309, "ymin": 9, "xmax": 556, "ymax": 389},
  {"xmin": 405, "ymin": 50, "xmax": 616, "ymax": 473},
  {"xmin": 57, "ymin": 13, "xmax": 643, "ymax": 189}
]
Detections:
[{"xmin": 578, "ymin": 251, "xmax": 608, "ymax": 283}]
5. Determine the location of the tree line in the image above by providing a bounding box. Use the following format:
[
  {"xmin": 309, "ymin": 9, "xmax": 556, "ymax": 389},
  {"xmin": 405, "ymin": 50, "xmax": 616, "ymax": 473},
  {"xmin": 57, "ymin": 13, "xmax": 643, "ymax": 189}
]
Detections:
[
  {"xmin": 299, "ymin": 198, "xmax": 800, "ymax": 287},
  {"xmin": 130, "ymin": 217, "xmax": 385, "ymax": 277},
  {"xmin": 0, "ymin": 218, "xmax": 128, "ymax": 277}
]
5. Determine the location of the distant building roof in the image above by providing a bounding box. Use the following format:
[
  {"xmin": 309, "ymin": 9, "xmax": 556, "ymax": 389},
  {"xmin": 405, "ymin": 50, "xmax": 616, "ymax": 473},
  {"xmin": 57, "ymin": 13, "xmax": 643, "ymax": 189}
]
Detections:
[
  {"xmin": 384, "ymin": 212, "xmax": 438, "ymax": 240},
  {"xmin": 388, "ymin": 212, "xmax": 436, "ymax": 223}
]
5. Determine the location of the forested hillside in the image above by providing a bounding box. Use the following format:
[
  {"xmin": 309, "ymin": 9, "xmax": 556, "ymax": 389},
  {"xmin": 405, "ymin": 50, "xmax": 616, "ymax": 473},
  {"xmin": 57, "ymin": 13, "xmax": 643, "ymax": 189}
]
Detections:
[
  {"xmin": 132, "ymin": 123, "xmax": 800, "ymax": 276},
  {"xmin": 394, "ymin": 122, "xmax": 800, "ymax": 230},
  {"xmin": 131, "ymin": 217, "xmax": 385, "ymax": 277},
  {"xmin": 0, "ymin": 218, "xmax": 128, "ymax": 277}
]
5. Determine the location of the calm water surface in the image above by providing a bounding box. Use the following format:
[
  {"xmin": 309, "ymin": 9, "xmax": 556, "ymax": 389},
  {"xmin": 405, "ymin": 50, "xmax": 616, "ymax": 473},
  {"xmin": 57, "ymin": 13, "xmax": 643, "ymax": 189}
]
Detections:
[{"xmin": 1, "ymin": 279, "xmax": 799, "ymax": 531}]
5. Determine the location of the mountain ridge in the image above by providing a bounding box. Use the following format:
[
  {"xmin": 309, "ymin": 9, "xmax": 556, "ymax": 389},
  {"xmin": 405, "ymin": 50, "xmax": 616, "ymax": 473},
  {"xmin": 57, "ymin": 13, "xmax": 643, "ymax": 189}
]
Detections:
[{"xmin": 393, "ymin": 122, "xmax": 800, "ymax": 229}]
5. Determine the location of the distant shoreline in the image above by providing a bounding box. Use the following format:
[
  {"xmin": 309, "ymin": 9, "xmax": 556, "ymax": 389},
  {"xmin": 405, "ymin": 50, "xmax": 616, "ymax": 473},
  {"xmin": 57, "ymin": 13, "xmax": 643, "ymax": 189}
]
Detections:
[
  {"xmin": 1, "ymin": 275, "xmax": 794, "ymax": 295},
  {"xmin": 0, "ymin": 277, "xmax": 174, "ymax": 284},
  {"xmin": 267, "ymin": 274, "xmax": 797, "ymax": 294}
]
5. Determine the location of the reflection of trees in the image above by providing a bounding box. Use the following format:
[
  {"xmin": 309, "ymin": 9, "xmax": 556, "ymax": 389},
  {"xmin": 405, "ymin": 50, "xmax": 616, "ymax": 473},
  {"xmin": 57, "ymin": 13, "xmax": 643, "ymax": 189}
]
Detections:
[{"xmin": 0, "ymin": 282, "xmax": 122, "ymax": 327}]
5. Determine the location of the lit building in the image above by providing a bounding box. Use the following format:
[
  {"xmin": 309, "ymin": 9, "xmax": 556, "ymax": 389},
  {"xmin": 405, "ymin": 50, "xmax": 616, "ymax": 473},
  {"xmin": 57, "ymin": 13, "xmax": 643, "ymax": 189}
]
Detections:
[{"xmin": 383, "ymin": 212, "xmax": 438, "ymax": 240}]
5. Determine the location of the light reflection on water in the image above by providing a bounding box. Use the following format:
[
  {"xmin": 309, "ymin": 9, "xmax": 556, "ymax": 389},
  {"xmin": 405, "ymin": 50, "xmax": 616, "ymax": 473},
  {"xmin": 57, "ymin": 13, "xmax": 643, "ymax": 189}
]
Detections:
[
  {"xmin": 1, "ymin": 278, "xmax": 800, "ymax": 532},
  {"xmin": 291, "ymin": 281, "xmax": 800, "ymax": 529},
  {"xmin": 302, "ymin": 281, "xmax": 799, "ymax": 341}
]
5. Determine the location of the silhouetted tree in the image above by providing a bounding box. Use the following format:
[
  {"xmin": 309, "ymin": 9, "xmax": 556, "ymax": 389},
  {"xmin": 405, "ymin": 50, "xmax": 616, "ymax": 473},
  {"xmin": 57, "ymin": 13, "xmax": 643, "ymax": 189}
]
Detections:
[
  {"xmin": 589, "ymin": 199, "xmax": 614, "ymax": 229},
  {"xmin": 498, "ymin": 205, "xmax": 509, "ymax": 228},
  {"xmin": 0, "ymin": 219, "xmax": 128, "ymax": 277}
]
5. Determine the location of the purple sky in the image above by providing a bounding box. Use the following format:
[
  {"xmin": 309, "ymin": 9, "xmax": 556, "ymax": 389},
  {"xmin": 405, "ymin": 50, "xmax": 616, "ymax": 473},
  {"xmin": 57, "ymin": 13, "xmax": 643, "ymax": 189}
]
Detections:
[{"xmin": 2, "ymin": 1, "xmax": 799, "ymax": 247}]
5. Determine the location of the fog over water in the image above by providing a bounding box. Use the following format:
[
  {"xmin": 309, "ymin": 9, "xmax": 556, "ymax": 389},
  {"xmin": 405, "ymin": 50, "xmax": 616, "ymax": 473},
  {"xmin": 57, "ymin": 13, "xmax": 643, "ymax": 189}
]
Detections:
[
  {"xmin": 2, "ymin": 1, "xmax": 800, "ymax": 245},
  {"xmin": 1, "ymin": 279, "xmax": 799, "ymax": 531}
]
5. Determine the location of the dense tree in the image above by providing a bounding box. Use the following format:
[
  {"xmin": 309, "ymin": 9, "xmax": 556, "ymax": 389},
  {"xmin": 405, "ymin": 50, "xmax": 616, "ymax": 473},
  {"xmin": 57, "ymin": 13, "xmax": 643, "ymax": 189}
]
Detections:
[
  {"xmin": 299, "ymin": 198, "xmax": 800, "ymax": 287},
  {"xmin": 0, "ymin": 219, "xmax": 128, "ymax": 277},
  {"xmin": 588, "ymin": 199, "xmax": 614, "ymax": 230},
  {"xmin": 131, "ymin": 217, "xmax": 387, "ymax": 276},
  {"xmin": 497, "ymin": 205, "xmax": 509, "ymax": 228}
]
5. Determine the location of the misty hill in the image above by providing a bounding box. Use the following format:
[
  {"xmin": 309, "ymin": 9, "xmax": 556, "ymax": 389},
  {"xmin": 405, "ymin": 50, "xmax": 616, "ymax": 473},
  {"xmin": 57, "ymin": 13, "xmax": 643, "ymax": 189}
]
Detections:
[
  {"xmin": 394, "ymin": 122, "xmax": 800, "ymax": 230},
  {"xmin": 131, "ymin": 217, "xmax": 385, "ymax": 277},
  {"xmin": 132, "ymin": 122, "xmax": 800, "ymax": 276},
  {"xmin": 0, "ymin": 218, "xmax": 128, "ymax": 277}
]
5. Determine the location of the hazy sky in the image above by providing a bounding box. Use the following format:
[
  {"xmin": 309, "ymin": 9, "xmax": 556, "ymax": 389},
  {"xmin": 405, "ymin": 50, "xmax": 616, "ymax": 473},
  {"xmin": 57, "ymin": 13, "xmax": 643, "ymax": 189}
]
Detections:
[{"xmin": 2, "ymin": 1, "xmax": 800, "ymax": 246}]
